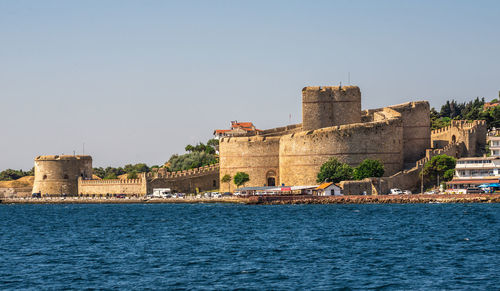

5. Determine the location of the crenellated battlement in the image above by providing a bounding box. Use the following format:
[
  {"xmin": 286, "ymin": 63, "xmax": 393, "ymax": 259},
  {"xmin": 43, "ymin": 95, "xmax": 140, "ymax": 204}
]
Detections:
[
  {"xmin": 147, "ymin": 163, "xmax": 220, "ymax": 179},
  {"xmin": 416, "ymin": 142, "xmax": 458, "ymax": 167},
  {"xmin": 302, "ymin": 85, "xmax": 361, "ymax": 131},
  {"xmin": 79, "ymin": 178, "xmax": 143, "ymax": 185},
  {"xmin": 431, "ymin": 120, "xmax": 486, "ymax": 135}
]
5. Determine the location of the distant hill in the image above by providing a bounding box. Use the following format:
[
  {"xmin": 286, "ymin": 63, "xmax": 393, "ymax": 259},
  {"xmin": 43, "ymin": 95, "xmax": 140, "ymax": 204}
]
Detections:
[{"xmin": 0, "ymin": 176, "xmax": 34, "ymax": 188}]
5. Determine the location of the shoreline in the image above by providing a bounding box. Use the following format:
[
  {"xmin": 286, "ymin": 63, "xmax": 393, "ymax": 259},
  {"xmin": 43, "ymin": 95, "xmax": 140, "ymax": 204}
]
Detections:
[{"xmin": 2, "ymin": 194, "xmax": 500, "ymax": 205}]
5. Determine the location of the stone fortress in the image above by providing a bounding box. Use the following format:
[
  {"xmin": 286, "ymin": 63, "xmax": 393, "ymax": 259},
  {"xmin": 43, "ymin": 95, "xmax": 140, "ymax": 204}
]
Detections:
[
  {"xmin": 30, "ymin": 84, "xmax": 487, "ymax": 196},
  {"xmin": 218, "ymin": 85, "xmax": 487, "ymax": 193},
  {"xmin": 32, "ymin": 155, "xmax": 93, "ymax": 196},
  {"xmin": 32, "ymin": 155, "xmax": 219, "ymax": 197}
]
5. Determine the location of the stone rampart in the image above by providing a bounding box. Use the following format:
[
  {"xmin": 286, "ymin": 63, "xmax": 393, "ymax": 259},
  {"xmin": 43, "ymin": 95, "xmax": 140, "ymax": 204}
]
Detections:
[
  {"xmin": 148, "ymin": 164, "xmax": 220, "ymax": 193},
  {"xmin": 0, "ymin": 187, "xmax": 33, "ymax": 198},
  {"xmin": 78, "ymin": 173, "xmax": 146, "ymax": 195},
  {"xmin": 33, "ymin": 155, "xmax": 93, "ymax": 196},
  {"xmin": 219, "ymin": 136, "xmax": 280, "ymax": 192},
  {"xmin": 302, "ymin": 86, "xmax": 361, "ymax": 131},
  {"xmin": 386, "ymin": 102, "xmax": 431, "ymax": 164},
  {"xmin": 431, "ymin": 120, "xmax": 487, "ymax": 156},
  {"xmin": 256, "ymin": 123, "xmax": 302, "ymax": 137},
  {"xmin": 279, "ymin": 117, "xmax": 404, "ymax": 186},
  {"xmin": 78, "ymin": 164, "xmax": 220, "ymax": 195}
]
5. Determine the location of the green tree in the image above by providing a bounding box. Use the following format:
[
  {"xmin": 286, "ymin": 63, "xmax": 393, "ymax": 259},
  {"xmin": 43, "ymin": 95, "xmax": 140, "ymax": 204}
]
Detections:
[
  {"xmin": 422, "ymin": 154, "xmax": 456, "ymax": 186},
  {"xmin": 316, "ymin": 158, "xmax": 354, "ymax": 183},
  {"xmin": 168, "ymin": 151, "xmax": 218, "ymax": 172},
  {"xmin": 233, "ymin": 172, "xmax": 250, "ymax": 187},
  {"xmin": 185, "ymin": 144, "xmax": 195, "ymax": 152},
  {"xmin": 104, "ymin": 172, "xmax": 117, "ymax": 180},
  {"xmin": 93, "ymin": 167, "xmax": 105, "ymax": 179},
  {"xmin": 127, "ymin": 171, "xmax": 138, "ymax": 179},
  {"xmin": 221, "ymin": 174, "xmax": 232, "ymax": 192},
  {"xmin": 353, "ymin": 159, "xmax": 385, "ymax": 180},
  {"xmin": 0, "ymin": 169, "xmax": 24, "ymax": 181},
  {"xmin": 207, "ymin": 138, "xmax": 219, "ymax": 148},
  {"xmin": 443, "ymin": 169, "xmax": 455, "ymax": 181},
  {"xmin": 133, "ymin": 163, "xmax": 149, "ymax": 173}
]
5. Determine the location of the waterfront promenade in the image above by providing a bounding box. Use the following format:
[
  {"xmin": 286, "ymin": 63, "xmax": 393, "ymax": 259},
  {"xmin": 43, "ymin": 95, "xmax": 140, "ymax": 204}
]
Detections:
[{"xmin": 3, "ymin": 194, "xmax": 500, "ymax": 204}]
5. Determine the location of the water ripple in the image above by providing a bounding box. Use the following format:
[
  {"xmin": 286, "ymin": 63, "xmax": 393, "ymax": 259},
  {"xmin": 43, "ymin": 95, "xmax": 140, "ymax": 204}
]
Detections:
[{"xmin": 0, "ymin": 203, "xmax": 499, "ymax": 289}]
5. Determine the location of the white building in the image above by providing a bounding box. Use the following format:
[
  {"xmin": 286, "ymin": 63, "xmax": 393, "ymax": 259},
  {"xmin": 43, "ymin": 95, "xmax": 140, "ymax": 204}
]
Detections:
[
  {"xmin": 487, "ymin": 129, "xmax": 500, "ymax": 156},
  {"xmin": 315, "ymin": 182, "xmax": 343, "ymax": 196},
  {"xmin": 447, "ymin": 157, "xmax": 500, "ymax": 193}
]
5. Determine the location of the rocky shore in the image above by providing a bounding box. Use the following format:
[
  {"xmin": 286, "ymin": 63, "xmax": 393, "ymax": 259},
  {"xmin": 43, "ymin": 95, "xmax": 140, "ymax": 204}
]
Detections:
[
  {"xmin": 248, "ymin": 194, "xmax": 500, "ymax": 205},
  {"xmin": 2, "ymin": 194, "xmax": 500, "ymax": 205}
]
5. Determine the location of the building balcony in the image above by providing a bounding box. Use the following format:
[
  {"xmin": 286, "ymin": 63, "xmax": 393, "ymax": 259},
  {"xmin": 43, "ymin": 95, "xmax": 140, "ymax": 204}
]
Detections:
[{"xmin": 455, "ymin": 164, "xmax": 495, "ymax": 169}]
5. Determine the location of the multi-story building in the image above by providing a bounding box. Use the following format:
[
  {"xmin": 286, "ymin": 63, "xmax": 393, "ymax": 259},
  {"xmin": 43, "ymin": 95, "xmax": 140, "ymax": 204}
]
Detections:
[
  {"xmin": 213, "ymin": 121, "xmax": 261, "ymax": 139},
  {"xmin": 487, "ymin": 129, "xmax": 500, "ymax": 156},
  {"xmin": 447, "ymin": 157, "xmax": 500, "ymax": 192}
]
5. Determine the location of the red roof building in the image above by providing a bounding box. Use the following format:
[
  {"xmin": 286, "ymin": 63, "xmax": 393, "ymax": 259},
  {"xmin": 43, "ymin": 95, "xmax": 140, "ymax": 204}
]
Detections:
[{"xmin": 214, "ymin": 121, "xmax": 261, "ymax": 138}]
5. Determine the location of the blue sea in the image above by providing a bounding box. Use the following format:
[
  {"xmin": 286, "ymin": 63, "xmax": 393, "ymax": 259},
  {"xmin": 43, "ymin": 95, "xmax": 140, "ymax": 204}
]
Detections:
[{"xmin": 1, "ymin": 204, "xmax": 499, "ymax": 290}]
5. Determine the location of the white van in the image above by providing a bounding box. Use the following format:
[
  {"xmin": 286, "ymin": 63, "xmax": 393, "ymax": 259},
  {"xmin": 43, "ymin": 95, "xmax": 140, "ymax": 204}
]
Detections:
[{"xmin": 390, "ymin": 188, "xmax": 403, "ymax": 195}]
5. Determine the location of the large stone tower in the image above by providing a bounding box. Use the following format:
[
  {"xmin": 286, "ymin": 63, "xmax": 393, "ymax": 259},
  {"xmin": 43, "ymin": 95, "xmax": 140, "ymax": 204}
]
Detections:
[
  {"xmin": 32, "ymin": 155, "xmax": 93, "ymax": 196},
  {"xmin": 302, "ymin": 86, "xmax": 361, "ymax": 131}
]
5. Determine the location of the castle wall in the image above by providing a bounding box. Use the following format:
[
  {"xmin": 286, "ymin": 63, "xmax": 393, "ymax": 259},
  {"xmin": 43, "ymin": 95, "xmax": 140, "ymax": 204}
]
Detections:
[
  {"xmin": 257, "ymin": 123, "xmax": 302, "ymax": 137},
  {"xmin": 219, "ymin": 136, "xmax": 280, "ymax": 192},
  {"xmin": 279, "ymin": 118, "xmax": 404, "ymax": 186},
  {"xmin": 0, "ymin": 187, "xmax": 33, "ymax": 198},
  {"xmin": 78, "ymin": 177, "xmax": 146, "ymax": 196},
  {"xmin": 302, "ymin": 86, "xmax": 361, "ymax": 131},
  {"xmin": 431, "ymin": 120, "xmax": 487, "ymax": 156},
  {"xmin": 387, "ymin": 101, "xmax": 431, "ymax": 165},
  {"xmin": 147, "ymin": 171, "xmax": 219, "ymax": 193},
  {"xmin": 33, "ymin": 155, "xmax": 92, "ymax": 196}
]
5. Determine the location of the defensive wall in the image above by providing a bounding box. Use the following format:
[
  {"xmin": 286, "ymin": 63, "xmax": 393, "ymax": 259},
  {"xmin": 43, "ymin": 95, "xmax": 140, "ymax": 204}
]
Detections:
[
  {"xmin": 431, "ymin": 120, "xmax": 487, "ymax": 156},
  {"xmin": 77, "ymin": 164, "xmax": 220, "ymax": 195},
  {"xmin": 219, "ymin": 137, "xmax": 280, "ymax": 191},
  {"xmin": 78, "ymin": 174, "xmax": 146, "ymax": 196},
  {"xmin": 279, "ymin": 117, "xmax": 404, "ymax": 186},
  {"xmin": 340, "ymin": 120, "xmax": 486, "ymax": 195},
  {"xmin": 32, "ymin": 155, "xmax": 92, "ymax": 196},
  {"xmin": 0, "ymin": 187, "xmax": 33, "ymax": 198},
  {"xmin": 219, "ymin": 85, "xmax": 432, "ymax": 192},
  {"xmin": 146, "ymin": 164, "xmax": 219, "ymax": 193},
  {"xmin": 302, "ymin": 86, "xmax": 361, "ymax": 131}
]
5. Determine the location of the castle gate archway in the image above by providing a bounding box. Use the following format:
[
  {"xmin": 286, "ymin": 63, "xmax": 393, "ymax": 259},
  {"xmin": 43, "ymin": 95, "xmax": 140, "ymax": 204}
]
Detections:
[{"xmin": 266, "ymin": 170, "xmax": 277, "ymax": 186}]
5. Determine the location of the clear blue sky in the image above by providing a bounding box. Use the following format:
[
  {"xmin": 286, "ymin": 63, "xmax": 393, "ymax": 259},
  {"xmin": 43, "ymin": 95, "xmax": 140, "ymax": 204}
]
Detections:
[{"xmin": 1, "ymin": 0, "xmax": 499, "ymax": 170}]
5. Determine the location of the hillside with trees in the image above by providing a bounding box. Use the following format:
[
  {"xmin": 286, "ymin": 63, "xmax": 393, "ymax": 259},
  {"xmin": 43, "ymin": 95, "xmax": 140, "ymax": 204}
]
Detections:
[
  {"xmin": 431, "ymin": 94, "xmax": 500, "ymax": 130},
  {"xmin": 166, "ymin": 139, "xmax": 219, "ymax": 172}
]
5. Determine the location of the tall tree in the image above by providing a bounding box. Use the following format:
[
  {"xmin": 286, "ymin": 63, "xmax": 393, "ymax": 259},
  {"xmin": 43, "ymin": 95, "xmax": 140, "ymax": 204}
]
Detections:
[
  {"xmin": 353, "ymin": 159, "xmax": 385, "ymax": 180},
  {"xmin": 221, "ymin": 174, "xmax": 232, "ymax": 192},
  {"xmin": 233, "ymin": 172, "xmax": 250, "ymax": 187},
  {"xmin": 422, "ymin": 155, "xmax": 456, "ymax": 186},
  {"xmin": 316, "ymin": 158, "xmax": 353, "ymax": 183}
]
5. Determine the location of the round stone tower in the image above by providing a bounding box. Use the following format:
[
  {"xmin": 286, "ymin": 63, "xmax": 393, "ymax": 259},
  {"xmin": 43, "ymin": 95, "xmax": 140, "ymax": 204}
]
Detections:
[
  {"xmin": 32, "ymin": 155, "xmax": 93, "ymax": 196},
  {"xmin": 302, "ymin": 86, "xmax": 361, "ymax": 131}
]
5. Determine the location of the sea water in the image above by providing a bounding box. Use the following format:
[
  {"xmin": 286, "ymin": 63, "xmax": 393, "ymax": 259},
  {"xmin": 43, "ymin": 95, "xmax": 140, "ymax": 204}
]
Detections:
[{"xmin": 1, "ymin": 203, "xmax": 499, "ymax": 290}]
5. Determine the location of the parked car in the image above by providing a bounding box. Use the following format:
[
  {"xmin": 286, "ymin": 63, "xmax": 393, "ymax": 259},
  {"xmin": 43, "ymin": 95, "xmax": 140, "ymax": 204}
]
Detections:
[
  {"xmin": 403, "ymin": 190, "xmax": 412, "ymax": 195},
  {"xmin": 424, "ymin": 190, "xmax": 436, "ymax": 194},
  {"xmin": 466, "ymin": 187, "xmax": 482, "ymax": 194},
  {"xmin": 222, "ymin": 192, "xmax": 233, "ymax": 197},
  {"xmin": 390, "ymin": 188, "xmax": 403, "ymax": 195}
]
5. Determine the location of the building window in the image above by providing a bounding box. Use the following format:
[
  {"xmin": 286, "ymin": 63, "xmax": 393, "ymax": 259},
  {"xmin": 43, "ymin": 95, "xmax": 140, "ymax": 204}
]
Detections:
[
  {"xmin": 63, "ymin": 174, "xmax": 69, "ymax": 179},
  {"xmin": 43, "ymin": 175, "xmax": 47, "ymax": 180}
]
